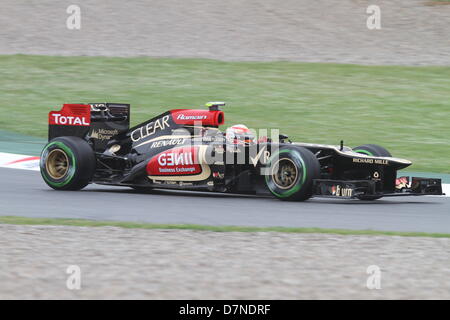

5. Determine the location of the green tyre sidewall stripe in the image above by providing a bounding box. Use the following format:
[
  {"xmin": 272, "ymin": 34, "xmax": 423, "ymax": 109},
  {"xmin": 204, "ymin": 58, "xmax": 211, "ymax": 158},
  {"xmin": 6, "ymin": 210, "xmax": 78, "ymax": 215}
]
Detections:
[
  {"xmin": 265, "ymin": 149, "xmax": 307, "ymax": 198},
  {"xmin": 353, "ymin": 149, "xmax": 374, "ymax": 156},
  {"xmin": 41, "ymin": 141, "xmax": 76, "ymax": 188}
]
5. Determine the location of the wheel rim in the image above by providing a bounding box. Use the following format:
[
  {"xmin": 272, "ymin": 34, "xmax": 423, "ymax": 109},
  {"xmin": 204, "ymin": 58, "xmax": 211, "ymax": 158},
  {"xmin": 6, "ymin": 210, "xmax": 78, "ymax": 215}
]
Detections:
[
  {"xmin": 45, "ymin": 149, "xmax": 69, "ymax": 179},
  {"xmin": 272, "ymin": 158, "xmax": 298, "ymax": 189}
]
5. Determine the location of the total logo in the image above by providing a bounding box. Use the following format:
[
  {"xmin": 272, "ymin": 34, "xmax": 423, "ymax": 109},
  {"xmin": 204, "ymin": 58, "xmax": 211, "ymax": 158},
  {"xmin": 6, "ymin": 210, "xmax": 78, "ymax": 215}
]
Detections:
[{"xmin": 50, "ymin": 113, "xmax": 90, "ymax": 126}]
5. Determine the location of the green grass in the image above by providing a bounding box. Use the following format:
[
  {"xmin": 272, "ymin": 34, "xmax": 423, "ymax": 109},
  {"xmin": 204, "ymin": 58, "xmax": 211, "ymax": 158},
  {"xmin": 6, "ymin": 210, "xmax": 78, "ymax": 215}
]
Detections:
[
  {"xmin": 0, "ymin": 216, "xmax": 449, "ymax": 238},
  {"xmin": 0, "ymin": 54, "xmax": 449, "ymax": 173}
]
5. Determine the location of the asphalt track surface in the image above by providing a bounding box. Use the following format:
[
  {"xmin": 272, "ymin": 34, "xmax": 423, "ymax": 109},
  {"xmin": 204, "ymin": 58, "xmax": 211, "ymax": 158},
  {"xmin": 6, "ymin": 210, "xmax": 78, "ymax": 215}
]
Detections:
[{"xmin": 1, "ymin": 168, "xmax": 449, "ymax": 233}]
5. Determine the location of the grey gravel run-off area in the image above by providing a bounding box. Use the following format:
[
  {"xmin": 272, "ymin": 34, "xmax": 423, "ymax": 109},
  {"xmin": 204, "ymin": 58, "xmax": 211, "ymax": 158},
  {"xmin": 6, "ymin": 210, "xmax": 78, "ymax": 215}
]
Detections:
[
  {"xmin": 1, "ymin": 0, "xmax": 449, "ymax": 65},
  {"xmin": 1, "ymin": 225, "xmax": 449, "ymax": 299}
]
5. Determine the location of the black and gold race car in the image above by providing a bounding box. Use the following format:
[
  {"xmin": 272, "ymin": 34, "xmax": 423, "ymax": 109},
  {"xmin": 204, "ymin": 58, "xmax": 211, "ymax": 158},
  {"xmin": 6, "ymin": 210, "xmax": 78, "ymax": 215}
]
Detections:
[{"xmin": 40, "ymin": 102, "xmax": 443, "ymax": 201}]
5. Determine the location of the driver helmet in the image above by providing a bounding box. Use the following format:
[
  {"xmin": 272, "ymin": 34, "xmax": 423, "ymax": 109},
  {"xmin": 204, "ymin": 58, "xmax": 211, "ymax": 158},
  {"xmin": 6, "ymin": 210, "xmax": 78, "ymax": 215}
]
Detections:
[{"xmin": 226, "ymin": 124, "xmax": 255, "ymax": 145}]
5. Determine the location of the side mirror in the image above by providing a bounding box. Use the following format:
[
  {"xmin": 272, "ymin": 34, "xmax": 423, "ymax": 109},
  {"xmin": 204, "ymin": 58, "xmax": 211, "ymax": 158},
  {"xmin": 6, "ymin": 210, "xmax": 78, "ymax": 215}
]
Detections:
[{"xmin": 279, "ymin": 134, "xmax": 290, "ymax": 143}]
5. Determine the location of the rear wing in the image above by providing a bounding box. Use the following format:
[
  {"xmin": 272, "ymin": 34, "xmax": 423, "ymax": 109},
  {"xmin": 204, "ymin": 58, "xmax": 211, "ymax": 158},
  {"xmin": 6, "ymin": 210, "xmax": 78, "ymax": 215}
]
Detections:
[{"xmin": 48, "ymin": 103, "xmax": 130, "ymax": 151}]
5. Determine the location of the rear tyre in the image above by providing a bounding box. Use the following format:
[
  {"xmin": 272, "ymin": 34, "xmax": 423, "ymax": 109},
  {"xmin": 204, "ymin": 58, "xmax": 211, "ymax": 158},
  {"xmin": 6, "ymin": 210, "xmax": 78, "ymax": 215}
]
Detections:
[
  {"xmin": 352, "ymin": 144, "xmax": 391, "ymax": 200},
  {"xmin": 40, "ymin": 136, "xmax": 95, "ymax": 190},
  {"xmin": 265, "ymin": 146, "xmax": 320, "ymax": 201}
]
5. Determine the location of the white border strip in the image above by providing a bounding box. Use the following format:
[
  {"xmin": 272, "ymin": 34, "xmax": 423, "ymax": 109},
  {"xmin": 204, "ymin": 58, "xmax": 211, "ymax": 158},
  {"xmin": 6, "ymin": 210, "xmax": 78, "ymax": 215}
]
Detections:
[
  {"xmin": 443, "ymin": 184, "xmax": 450, "ymax": 197},
  {"xmin": 0, "ymin": 152, "xmax": 40, "ymax": 171}
]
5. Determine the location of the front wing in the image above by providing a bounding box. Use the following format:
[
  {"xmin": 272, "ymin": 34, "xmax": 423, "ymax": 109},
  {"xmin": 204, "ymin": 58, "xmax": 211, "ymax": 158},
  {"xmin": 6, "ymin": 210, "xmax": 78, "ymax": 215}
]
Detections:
[{"xmin": 313, "ymin": 176, "xmax": 443, "ymax": 199}]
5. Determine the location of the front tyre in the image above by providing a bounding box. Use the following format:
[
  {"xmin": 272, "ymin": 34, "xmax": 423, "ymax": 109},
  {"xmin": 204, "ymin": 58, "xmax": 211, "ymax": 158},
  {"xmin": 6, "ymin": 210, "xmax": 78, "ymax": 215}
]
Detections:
[
  {"xmin": 265, "ymin": 147, "xmax": 320, "ymax": 201},
  {"xmin": 353, "ymin": 144, "xmax": 391, "ymax": 200},
  {"xmin": 352, "ymin": 144, "xmax": 391, "ymax": 157},
  {"xmin": 40, "ymin": 136, "xmax": 95, "ymax": 190}
]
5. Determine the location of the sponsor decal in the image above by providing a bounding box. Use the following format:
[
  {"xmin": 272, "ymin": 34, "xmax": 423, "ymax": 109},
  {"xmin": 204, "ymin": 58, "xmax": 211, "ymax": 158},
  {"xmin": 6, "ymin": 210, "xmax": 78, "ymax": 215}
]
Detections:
[
  {"xmin": 135, "ymin": 135, "xmax": 194, "ymax": 149},
  {"xmin": 158, "ymin": 152, "xmax": 193, "ymax": 166},
  {"xmin": 146, "ymin": 146, "xmax": 201, "ymax": 176},
  {"xmin": 353, "ymin": 158, "xmax": 389, "ymax": 165},
  {"xmin": 147, "ymin": 146, "xmax": 212, "ymax": 181},
  {"xmin": 151, "ymin": 138, "xmax": 185, "ymax": 148},
  {"xmin": 372, "ymin": 171, "xmax": 381, "ymax": 181},
  {"xmin": 50, "ymin": 114, "xmax": 90, "ymax": 126},
  {"xmin": 49, "ymin": 104, "xmax": 91, "ymax": 126},
  {"xmin": 152, "ymin": 180, "xmax": 194, "ymax": 186},
  {"xmin": 131, "ymin": 115, "xmax": 170, "ymax": 143},
  {"xmin": 212, "ymin": 172, "xmax": 225, "ymax": 179},
  {"xmin": 395, "ymin": 176, "xmax": 411, "ymax": 189},
  {"xmin": 171, "ymin": 109, "xmax": 225, "ymax": 126},
  {"xmin": 177, "ymin": 114, "xmax": 207, "ymax": 121},
  {"xmin": 331, "ymin": 185, "xmax": 354, "ymax": 197},
  {"xmin": 90, "ymin": 128, "xmax": 119, "ymax": 141}
]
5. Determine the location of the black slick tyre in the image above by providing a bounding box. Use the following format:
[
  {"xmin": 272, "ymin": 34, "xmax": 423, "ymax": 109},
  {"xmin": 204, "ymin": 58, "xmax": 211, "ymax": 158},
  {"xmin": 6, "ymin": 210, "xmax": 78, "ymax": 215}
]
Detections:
[
  {"xmin": 40, "ymin": 136, "xmax": 95, "ymax": 190},
  {"xmin": 265, "ymin": 146, "xmax": 320, "ymax": 201}
]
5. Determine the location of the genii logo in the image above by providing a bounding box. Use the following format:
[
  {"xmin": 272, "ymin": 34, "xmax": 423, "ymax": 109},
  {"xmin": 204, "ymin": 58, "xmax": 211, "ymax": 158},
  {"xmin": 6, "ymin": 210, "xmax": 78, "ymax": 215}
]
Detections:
[{"xmin": 146, "ymin": 146, "xmax": 202, "ymax": 176}]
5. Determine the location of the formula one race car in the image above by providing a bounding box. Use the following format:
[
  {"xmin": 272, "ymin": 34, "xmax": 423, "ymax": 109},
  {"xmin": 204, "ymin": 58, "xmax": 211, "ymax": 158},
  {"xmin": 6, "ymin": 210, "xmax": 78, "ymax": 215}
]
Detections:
[{"xmin": 40, "ymin": 102, "xmax": 443, "ymax": 201}]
